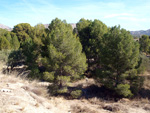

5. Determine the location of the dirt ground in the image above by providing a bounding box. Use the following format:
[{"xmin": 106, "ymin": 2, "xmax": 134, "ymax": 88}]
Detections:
[{"xmin": 0, "ymin": 65, "xmax": 150, "ymax": 113}]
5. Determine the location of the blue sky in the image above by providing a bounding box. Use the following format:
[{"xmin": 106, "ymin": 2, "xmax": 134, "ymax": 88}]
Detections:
[{"xmin": 0, "ymin": 0, "xmax": 150, "ymax": 31}]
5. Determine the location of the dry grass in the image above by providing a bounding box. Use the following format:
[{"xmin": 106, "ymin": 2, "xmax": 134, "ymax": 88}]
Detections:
[
  {"xmin": 143, "ymin": 76, "xmax": 150, "ymax": 89},
  {"xmin": 0, "ymin": 68, "xmax": 53, "ymax": 113},
  {"xmin": 140, "ymin": 98, "xmax": 150, "ymax": 104},
  {"xmin": 0, "ymin": 62, "xmax": 150, "ymax": 113},
  {"xmin": 71, "ymin": 104, "xmax": 98, "ymax": 113},
  {"xmin": 21, "ymin": 85, "xmax": 48, "ymax": 97},
  {"xmin": 88, "ymin": 97, "xmax": 104, "ymax": 106},
  {"xmin": 29, "ymin": 92, "xmax": 45, "ymax": 104}
]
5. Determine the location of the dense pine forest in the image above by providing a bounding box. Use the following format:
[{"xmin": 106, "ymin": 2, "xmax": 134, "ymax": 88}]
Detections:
[{"xmin": 0, "ymin": 18, "xmax": 150, "ymax": 99}]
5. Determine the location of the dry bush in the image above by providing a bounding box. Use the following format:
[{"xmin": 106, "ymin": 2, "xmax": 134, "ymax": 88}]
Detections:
[
  {"xmin": 29, "ymin": 92, "xmax": 45, "ymax": 104},
  {"xmin": 103, "ymin": 104, "xmax": 120, "ymax": 112},
  {"xmin": 31, "ymin": 88, "xmax": 43, "ymax": 96},
  {"xmin": 71, "ymin": 104, "xmax": 97, "ymax": 113},
  {"xmin": 88, "ymin": 97, "xmax": 104, "ymax": 106},
  {"xmin": 21, "ymin": 84, "xmax": 48, "ymax": 99},
  {"xmin": 31, "ymin": 86, "xmax": 48, "ymax": 97},
  {"xmin": 140, "ymin": 98, "xmax": 150, "ymax": 104},
  {"xmin": 119, "ymin": 98, "xmax": 130, "ymax": 103},
  {"xmin": 143, "ymin": 76, "xmax": 150, "ymax": 89}
]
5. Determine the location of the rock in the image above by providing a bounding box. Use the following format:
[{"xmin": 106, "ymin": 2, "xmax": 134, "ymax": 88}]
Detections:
[
  {"xmin": 0, "ymin": 88, "xmax": 12, "ymax": 92},
  {"xmin": 103, "ymin": 104, "xmax": 113, "ymax": 111},
  {"xmin": 144, "ymin": 104, "xmax": 150, "ymax": 111}
]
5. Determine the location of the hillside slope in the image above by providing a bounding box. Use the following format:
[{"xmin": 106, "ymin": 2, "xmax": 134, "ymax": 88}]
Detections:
[
  {"xmin": 130, "ymin": 29, "xmax": 150, "ymax": 37},
  {"xmin": 0, "ymin": 24, "xmax": 12, "ymax": 31},
  {"xmin": 0, "ymin": 73, "xmax": 108, "ymax": 113},
  {"xmin": 0, "ymin": 65, "xmax": 150, "ymax": 113}
]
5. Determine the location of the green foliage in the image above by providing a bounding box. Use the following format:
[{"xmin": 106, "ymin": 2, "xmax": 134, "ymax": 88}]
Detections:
[
  {"xmin": 48, "ymin": 75, "xmax": 71, "ymax": 94},
  {"xmin": 77, "ymin": 18, "xmax": 108, "ymax": 58},
  {"xmin": 115, "ymin": 84, "xmax": 133, "ymax": 97},
  {"xmin": 136, "ymin": 53, "xmax": 150, "ymax": 74},
  {"xmin": 32, "ymin": 24, "xmax": 46, "ymax": 49},
  {"xmin": 71, "ymin": 90, "xmax": 82, "ymax": 99},
  {"xmin": 96, "ymin": 26, "xmax": 141, "ymax": 97},
  {"xmin": 56, "ymin": 76, "xmax": 70, "ymax": 87},
  {"xmin": 5, "ymin": 33, "xmax": 12, "ymax": 43},
  {"xmin": 0, "ymin": 36, "xmax": 11, "ymax": 50},
  {"xmin": 0, "ymin": 28, "xmax": 9, "ymax": 36},
  {"xmin": 43, "ymin": 72, "xmax": 54, "ymax": 82},
  {"xmin": 1, "ymin": 19, "xmax": 146, "ymax": 99},
  {"xmin": 20, "ymin": 24, "xmax": 46, "ymax": 73},
  {"xmin": 76, "ymin": 18, "xmax": 108, "ymax": 76},
  {"xmin": 12, "ymin": 23, "xmax": 33, "ymax": 45},
  {"xmin": 33, "ymin": 24, "xmax": 47, "ymax": 38},
  {"xmin": 11, "ymin": 35, "xmax": 20, "ymax": 50},
  {"xmin": 21, "ymin": 38, "xmax": 39, "ymax": 70},
  {"xmin": 139, "ymin": 35, "xmax": 150, "ymax": 54},
  {"xmin": 42, "ymin": 18, "xmax": 87, "ymax": 94},
  {"xmin": 129, "ymin": 75, "xmax": 144, "ymax": 95},
  {"xmin": 71, "ymin": 74, "xmax": 85, "ymax": 82},
  {"xmin": 57, "ymin": 87, "xmax": 68, "ymax": 94},
  {"xmin": 28, "ymin": 67, "xmax": 41, "ymax": 79},
  {"xmin": 7, "ymin": 49, "xmax": 25, "ymax": 70},
  {"xmin": 48, "ymin": 84, "xmax": 68, "ymax": 95}
]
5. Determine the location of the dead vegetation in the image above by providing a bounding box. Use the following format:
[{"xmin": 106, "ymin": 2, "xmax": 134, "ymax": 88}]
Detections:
[
  {"xmin": 0, "ymin": 63, "xmax": 150, "ymax": 113},
  {"xmin": 0, "ymin": 71, "xmax": 54, "ymax": 113}
]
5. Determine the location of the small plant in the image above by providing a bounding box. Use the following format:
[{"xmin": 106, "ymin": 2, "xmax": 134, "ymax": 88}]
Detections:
[
  {"xmin": 71, "ymin": 89, "xmax": 82, "ymax": 99},
  {"xmin": 43, "ymin": 72, "xmax": 54, "ymax": 82},
  {"xmin": 115, "ymin": 84, "xmax": 133, "ymax": 97}
]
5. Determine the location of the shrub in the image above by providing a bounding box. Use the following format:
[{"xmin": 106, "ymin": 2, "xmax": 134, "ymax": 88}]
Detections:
[
  {"xmin": 0, "ymin": 36, "xmax": 11, "ymax": 50},
  {"xmin": 0, "ymin": 50, "xmax": 12, "ymax": 62},
  {"xmin": 115, "ymin": 84, "xmax": 133, "ymax": 97},
  {"xmin": 130, "ymin": 76, "xmax": 144, "ymax": 95},
  {"xmin": 71, "ymin": 90, "xmax": 82, "ymax": 99},
  {"xmin": 43, "ymin": 72, "xmax": 54, "ymax": 82},
  {"xmin": 137, "ymin": 53, "xmax": 150, "ymax": 74},
  {"xmin": 28, "ymin": 67, "xmax": 41, "ymax": 79},
  {"xmin": 71, "ymin": 104, "xmax": 97, "ymax": 113}
]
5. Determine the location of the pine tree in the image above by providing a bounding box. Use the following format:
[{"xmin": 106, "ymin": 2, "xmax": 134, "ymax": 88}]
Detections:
[
  {"xmin": 11, "ymin": 35, "xmax": 20, "ymax": 50},
  {"xmin": 0, "ymin": 36, "xmax": 10, "ymax": 50},
  {"xmin": 5, "ymin": 33, "xmax": 12, "ymax": 43},
  {"xmin": 42, "ymin": 18, "xmax": 87, "ymax": 94},
  {"xmin": 12, "ymin": 23, "xmax": 33, "ymax": 46},
  {"xmin": 139, "ymin": 35, "xmax": 150, "ymax": 54},
  {"xmin": 96, "ymin": 26, "xmax": 141, "ymax": 97},
  {"xmin": 76, "ymin": 18, "xmax": 108, "ymax": 76}
]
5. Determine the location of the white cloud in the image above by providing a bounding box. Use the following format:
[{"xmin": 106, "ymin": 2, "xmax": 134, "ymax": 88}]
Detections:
[
  {"xmin": 117, "ymin": 17, "xmax": 150, "ymax": 22},
  {"xmin": 104, "ymin": 13, "xmax": 134, "ymax": 18}
]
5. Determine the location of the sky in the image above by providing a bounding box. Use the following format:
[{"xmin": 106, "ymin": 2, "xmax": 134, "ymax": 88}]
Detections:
[{"xmin": 0, "ymin": 0, "xmax": 150, "ymax": 31}]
